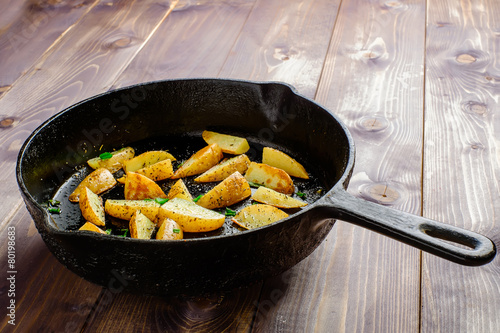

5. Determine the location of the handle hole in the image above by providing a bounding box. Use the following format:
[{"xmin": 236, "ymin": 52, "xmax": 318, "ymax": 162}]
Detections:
[{"xmin": 420, "ymin": 224, "xmax": 478, "ymax": 250}]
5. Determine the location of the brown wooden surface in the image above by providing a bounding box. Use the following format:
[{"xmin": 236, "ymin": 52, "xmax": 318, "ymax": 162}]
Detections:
[{"xmin": 1, "ymin": 0, "xmax": 500, "ymax": 332}]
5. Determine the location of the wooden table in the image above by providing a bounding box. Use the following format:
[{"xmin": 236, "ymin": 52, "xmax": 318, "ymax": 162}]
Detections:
[{"xmin": 1, "ymin": 0, "xmax": 500, "ymax": 331}]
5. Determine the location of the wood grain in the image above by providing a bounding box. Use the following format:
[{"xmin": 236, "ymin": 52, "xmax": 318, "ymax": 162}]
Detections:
[
  {"xmin": 112, "ymin": 0, "xmax": 256, "ymax": 89},
  {"xmin": 261, "ymin": 0, "xmax": 426, "ymax": 331},
  {"xmin": 0, "ymin": 207, "xmax": 103, "ymax": 332},
  {"xmin": 0, "ymin": 0, "xmax": 99, "ymax": 98},
  {"xmin": 218, "ymin": 0, "xmax": 341, "ymax": 99},
  {"xmin": 422, "ymin": 0, "xmax": 500, "ymax": 331}
]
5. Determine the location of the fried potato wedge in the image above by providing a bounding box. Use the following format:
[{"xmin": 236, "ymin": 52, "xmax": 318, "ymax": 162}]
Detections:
[
  {"xmin": 262, "ymin": 147, "xmax": 309, "ymax": 179},
  {"xmin": 231, "ymin": 204, "xmax": 288, "ymax": 230},
  {"xmin": 104, "ymin": 199, "xmax": 160, "ymax": 222},
  {"xmin": 79, "ymin": 221, "xmax": 106, "ymax": 234},
  {"xmin": 124, "ymin": 172, "xmax": 167, "ymax": 200},
  {"xmin": 87, "ymin": 147, "xmax": 135, "ymax": 173},
  {"xmin": 123, "ymin": 150, "xmax": 176, "ymax": 173},
  {"xmin": 194, "ymin": 154, "xmax": 251, "ymax": 183},
  {"xmin": 196, "ymin": 171, "xmax": 251, "ymax": 209},
  {"xmin": 172, "ymin": 143, "xmax": 223, "ymax": 179},
  {"xmin": 156, "ymin": 217, "xmax": 183, "ymax": 240},
  {"xmin": 167, "ymin": 179, "xmax": 192, "ymax": 201},
  {"xmin": 135, "ymin": 158, "xmax": 174, "ymax": 181},
  {"xmin": 129, "ymin": 210, "xmax": 156, "ymax": 239},
  {"xmin": 69, "ymin": 168, "xmax": 117, "ymax": 202},
  {"xmin": 158, "ymin": 198, "xmax": 225, "ymax": 233},
  {"xmin": 202, "ymin": 130, "xmax": 250, "ymax": 155},
  {"xmin": 244, "ymin": 162, "xmax": 294, "ymax": 195},
  {"xmin": 251, "ymin": 186, "xmax": 307, "ymax": 208},
  {"xmin": 79, "ymin": 187, "xmax": 106, "ymax": 227}
]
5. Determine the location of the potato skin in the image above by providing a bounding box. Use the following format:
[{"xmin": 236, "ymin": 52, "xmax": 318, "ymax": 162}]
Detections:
[
  {"xmin": 196, "ymin": 171, "xmax": 251, "ymax": 209},
  {"xmin": 79, "ymin": 187, "xmax": 106, "ymax": 227},
  {"xmin": 158, "ymin": 198, "xmax": 225, "ymax": 233},
  {"xmin": 79, "ymin": 221, "xmax": 106, "ymax": 234},
  {"xmin": 123, "ymin": 150, "xmax": 176, "ymax": 173},
  {"xmin": 167, "ymin": 179, "xmax": 192, "ymax": 201},
  {"xmin": 262, "ymin": 147, "xmax": 309, "ymax": 179},
  {"xmin": 104, "ymin": 199, "xmax": 160, "ymax": 222},
  {"xmin": 231, "ymin": 204, "xmax": 289, "ymax": 229},
  {"xmin": 202, "ymin": 130, "xmax": 250, "ymax": 154},
  {"xmin": 156, "ymin": 218, "xmax": 183, "ymax": 240},
  {"xmin": 251, "ymin": 186, "xmax": 307, "ymax": 208},
  {"xmin": 195, "ymin": 154, "xmax": 251, "ymax": 183},
  {"xmin": 244, "ymin": 162, "xmax": 294, "ymax": 195},
  {"xmin": 87, "ymin": 147, "xmax": 135, "ymax": 173},
  {"xmin": 69, "ymin": 168, "xmax": 117, "ymax": 202},
  {"xmin": 129, "ymin": 210, "xmax": 156, "ymax": 239},
  {"xmin": 135, "ymin": 159, "xmax": 174, "ymax": 181},
  {"xmin": 172, "ymin": 143, "xmax": 223, "ymax": 179},
  {"xmin": 124, "ymin": 172, "xmax": 167, "ymax": 200}
]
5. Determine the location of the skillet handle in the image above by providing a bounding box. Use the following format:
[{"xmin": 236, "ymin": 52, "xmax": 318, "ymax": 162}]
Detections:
[{"xmin": 319, "ymin": 188, "xmax": 496, "ymax": 266}]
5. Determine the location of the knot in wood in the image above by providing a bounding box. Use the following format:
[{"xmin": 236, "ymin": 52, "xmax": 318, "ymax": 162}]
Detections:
[
  {"xmin": 365, "ymin": 184, "xmax": 401, "ymax": 204},
  {"xmin": 0, "ymin": 117, "xmax": 15, "ymax": 128},
  {"xmin": 357, "ymin": 116, "xmax": 388, "ymax": 132},
  {"xmin": 461, "ymin": 101, "xmax": 488, "ymax": 116},
  {"xmin": 456, "ymin": 53, "xmax": 476, "ymax": 64}
]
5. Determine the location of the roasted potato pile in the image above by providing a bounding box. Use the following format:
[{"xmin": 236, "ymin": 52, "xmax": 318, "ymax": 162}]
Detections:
[{"xmin": 65, "ymin": 130, "xmax": 312, "ymax": 240}]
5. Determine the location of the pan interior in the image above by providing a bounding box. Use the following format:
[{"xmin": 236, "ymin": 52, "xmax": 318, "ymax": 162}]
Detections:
[{"xmin": 18, "ymin": 79, "xmax": 352, "ymax": 236}]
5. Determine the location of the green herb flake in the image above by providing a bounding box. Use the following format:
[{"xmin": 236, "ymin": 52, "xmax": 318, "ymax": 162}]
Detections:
[
  {"xmin": 297, "ymin": 191, "xmax": 306, "ymax": 198},
  {"xmin": 225, "ymin": 208, "xmax": 236, "ymax": 216},
  {"xmin": 193, "ymin": 194, "xmax": 203, "ymax": 202},
  {"xmin": 143, "ymin": 198, "xmax": 154, "ymax": 202},
  {"xmin": 105, "ymin": 229, "xmax": 112, "ymax": 235},
  {"xmin": 120, "ymin": 229, "xmax": 129, "ymax": 237},
  {"xmin": 48, "ymin": 207, "xmax": 61, "ymax": 214},
  {"xmin": 99, "ymin": 152, "xmax": 113, "ymax": 160},
  {"xmin": 48, "ymin": 199, "xmax": 61, "ymax": 206},
  {"xmin": 248, "ymin": 181, "xmax": 263, "ymax": 188},
  {"xmin": 155, "ymin": 198, "xmax": 169, "ymax": 205},
  {"xmin": 172, "ymin": 228, "xmax": 180, "ymax": 234}
]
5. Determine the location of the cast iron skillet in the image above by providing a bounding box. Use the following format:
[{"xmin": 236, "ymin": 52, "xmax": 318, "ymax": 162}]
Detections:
[{"xmin": 17, "ymin": 78, "xmax": 496, "ymax": 296}]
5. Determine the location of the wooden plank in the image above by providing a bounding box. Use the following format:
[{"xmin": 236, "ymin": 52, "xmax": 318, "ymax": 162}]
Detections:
[
  {"xmin": 0, "ymin": 0, "xmax": 99, "ymax": 98},
  {"xmin": 0, "ymin": 208, "xmax": 103, "ymax": 332},
  {"xmin": 422, "ymin": 0, "xmax": 500, "ymax": 331},
  {"xmin": 255, "ymin": 0, "xmax": 426, "ymax": 331},
  {"xmin": 111, "ymin": 0, "xmax": 255, "ymax": 89},
  {"xmin": 0, "ymin": 1, "xmax": 178, "ymax": 331},
  {"xmin": 218, "ymin": 0, "xmax": 341, "ymax": 99}
]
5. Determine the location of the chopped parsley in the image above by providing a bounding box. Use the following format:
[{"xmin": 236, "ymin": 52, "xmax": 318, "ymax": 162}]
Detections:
[
  {"xmin": 248, "ymin": 181, "xmax": 263, "ymax": 188},
  {"xmin": 193, "ymin": 194, "xmax": 203, "ymax": 202},
  {"xmin": 99, "ymin": 152, "xmax": 113, "ymax": 160},
  {"xmin": 296, "ymin": 191, "xmax": 306, "ymax": 198},
  {"xmin": 225, "ymin": 207, "xmax": 237, "ymax": 216},
  {"xmin": 155, "ymin": 198, "xmax": 169, "ymax": 205},
  {"xmin": 172, "ymin": 228, "xmax": 180, "ymax": 234},
  {"xmin": 48, "ymin": 207, "xmax": 61, "ymax": 214}
]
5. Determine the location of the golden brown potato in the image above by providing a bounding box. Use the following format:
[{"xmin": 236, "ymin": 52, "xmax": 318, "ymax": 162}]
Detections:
[
  {"xmin": 123, "ymin": 150, "xmax": 176, "ymax": 173},
  {"xmin": 124, "ymin": 172, "xmax": 167, "ymax": 200},
  {"xmin": 135, "ymin": 158, "xmax": 174, "ymax": 181},
  {"xmin": 129, "ymin": 210, "xmax": 156, "ymax": 239},
  {"xmin": 104, "ymin": 199, "xmax": 160, "ymax": 222},
  {"xmin": 158, "ymin": 198, "xmax": 225, "ymax": 233},
  {"xmin": 202, "ymin": 130, "xmax": 250, "ymax": 155},
  {"xmin": 69, "ymin": 168, "xmax": 117, "ymax": 202},
  {"xmin": 79, "ymin": 221, "xmax": 106, "ymax": 234},
  {"xmin": 244, "ymin": 162, "xmax": 294, "ymax": 195},
  {"xmin": 262, "ymin": 147, "xmax": 309, "ymax": 179},
  {"xmin": 156, "ymin": 218, "xmax": 183, "ymax": 240},
  {"xmin": 87, "ymin": 147, "xmax": 135, "ymax": 173},
  {"xmin": 251, "ymin": 186, "xmax": 307, "ymax": 208},
  {"xmin": 172, "ymin": 143, "xmax": 223, "ymax": 179},
  {"xmin": 231, "ymin": 204, "xmax": 289, "ymax": 230},
  {"xmin": 167, "ymin": 179, "xmax": 193, "ymax": 201},
  {"xmin": 196, "ymin": 171, "xmax": 251, "ymax": 209},
  {"xmin": 194, "ymin": 154, "xmax": 251, "ymax": 183},
  {"xmin": 79, "ymin": 187, "xmax": 106, "ymax": 227}
]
